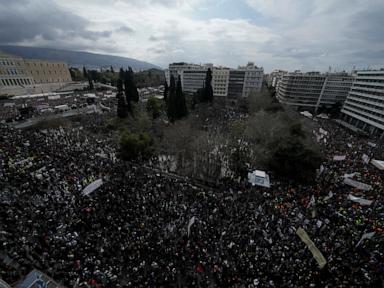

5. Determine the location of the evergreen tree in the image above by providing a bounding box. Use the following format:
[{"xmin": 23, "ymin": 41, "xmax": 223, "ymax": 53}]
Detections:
[
  {"xmin": 88, "ymin": 75, "xmax": 94, "ymax": 90},
  {"xmin": 117, "ymin": 78, "xmax": 123, "ymax": 93},
  {"xmin": 119, "ymin": 68, "xmax": 125, "ymax": 81},
  {"xmin": 203, "ymin": 68, "xmax": 213, "ymax": 102},
  {"xmin": 110, "ymin": 66, "xmax": 115, "ymax": 74},
  {"xmin": 167, "ymin": 75, "xmax": 177, "ymax": 122},
  {"xmin": 175, "ymin": 75, "xmax": 187, "ymax": 119},
  {"xmin": 124, "ymin": 70, "xmax": 132, "ymax": 113},
  {"xmin": 163, "ymin": 81, "xmax": 169, "ymax": 102},
  {"xmin": 83, "ymin": 66, "xmax": 88, "ymax": 79},
  {"xmin": 128, "ymin": 67, "xmax": 139, "ymax": 102},
  {"xmin": 117, "ymin": 92, "xmax": 128, "ymax": 118}
]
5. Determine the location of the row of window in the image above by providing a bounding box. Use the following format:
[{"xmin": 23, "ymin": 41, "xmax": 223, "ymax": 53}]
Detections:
[
  {"xmin": 1, "ymin": 78, "xmax": 32, "ymax": 86},
  {"xmin": 343, "ymin": 104, "xmax": 384, "ymax": 125}
]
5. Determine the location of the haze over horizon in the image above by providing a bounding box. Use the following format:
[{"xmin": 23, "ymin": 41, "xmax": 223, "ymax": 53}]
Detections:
[{"xmin": 1, "ymin": 0, "xmax": 383, "ymax": 72}]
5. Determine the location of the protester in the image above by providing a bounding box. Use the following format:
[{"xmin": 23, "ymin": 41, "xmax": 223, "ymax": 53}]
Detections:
[{"xmin": 0, "ymin": 115, "xmax": 383, "ymax": 287}]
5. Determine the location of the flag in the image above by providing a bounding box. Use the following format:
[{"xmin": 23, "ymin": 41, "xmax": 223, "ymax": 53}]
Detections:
[
  {"xmin": 356, "ymin": 232, "xmax": 375, "ymax": 247},
  {"xmin": 362, "ymin": 154, "xmax": 370, "ymax": 164},
  {"xmin": 187, "ymin": 216, "xmax": 196, "ymax": 237},
  {"xmin": 307, "ymin": 195, "xmax": 315, "ymax": 208},
  {"xmin": 343, "ymin": 178, "xmax": 372, "ymax": 191}
]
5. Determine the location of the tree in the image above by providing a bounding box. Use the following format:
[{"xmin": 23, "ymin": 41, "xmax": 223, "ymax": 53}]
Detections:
[
  {"xmin": 146, "ymin": 96, "xmax": 162, "ymax": 119},
  {"xmin": 117, "ymin": 92, "xmax": 128, "ymax": 118},
  {"xmin": 110, "ymin": 66, "xmax": 115, "ymax": 74},
  {"xmin": 88, "ymin": 74, "xmax": 94, "ymax": 90},
  {"xmin": 269, "ymin": 137, "xmax": 322, "ymax": 183},
  {"xmin": 167, "ymin": 75, "xmax": 177, "ymax": 122},
  {"xmin": 120, "ymin": 130, "xmax": 153, "ymax": 160},
  {"xmin": 117, "ymin": 78, "xmax": 123, "ymax": 94},
  {"xmin": 83, "ymin": 66, "xmax": 88, "ymax": 79},
  {"xmin": 163, "ymin": 81, "xmax": 169, "ymax": 102},
  {"xmin": 126, "ymin": 67, "xmax": 139, "ymax": 102},
  {"xmin": 175, "ymin": 75, "xmax": 188, "ymax": 119},
  {"xmin": 202, "ymin": 68, "xmax": 213, "ymax": 103},
  {"xmin": 124, "ymin": 70, "xmax": 132, "ymax": 113}
]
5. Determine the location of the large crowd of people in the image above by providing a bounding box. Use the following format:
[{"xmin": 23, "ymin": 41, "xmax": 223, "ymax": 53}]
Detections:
[{"xmin": 0, "ymin": 112, "xmax": 383, "ymax": 287}]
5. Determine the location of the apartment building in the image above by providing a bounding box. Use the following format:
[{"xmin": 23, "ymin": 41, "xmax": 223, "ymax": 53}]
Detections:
[
  {"xmin": 341, "ymin": 69, "xmax": 384, "ymax": 138},
  {"xmin": 267, "ymin": 69, "xmax": 288, "ymax": 88},
  {"xmin": 165, "ymin": 62, "xmax": 263, "ymax": 104},
  {"xmin": 276, "ymin": 72, "xmax": 353, "ymax": 111},
  {"xmin": 0, "ymin": 52, "xmax": 72, "ymax": 96}
]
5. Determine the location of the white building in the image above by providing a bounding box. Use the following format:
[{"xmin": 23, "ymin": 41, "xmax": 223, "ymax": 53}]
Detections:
[
  {"xmin": 341, "ymin": 69, "xmax": 384, "ymax": 138},
  {"xmin": 239, "ymin": 62, "xmax": 264, "ymax": 98},
  {"xmin": 276, "ymin": 71, "xmax": 353, "ymax": 111},
  {"xmin": 165, "ymin": 62, "xmax": 263, "ymax": 104},
  {"xmin": 213, "ymin": 67, "xmax": 230, "ymax": 98}
]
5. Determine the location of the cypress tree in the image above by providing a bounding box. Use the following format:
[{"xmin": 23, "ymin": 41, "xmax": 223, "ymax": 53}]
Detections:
[
  {"xmin": 110, "ymin": 66, "xmax": 115, "ymax": 74},
  {"xmin": 124, "ymin": 70, "xmax": 132, "ymax": 113},
  {"xmin": 88, "ymin": 74, "xmax": 94, "ymax": 90},
  {"xmin": 167, "ymin": 75, "xmax": 177, "ymax": 122},
  {"xmin": 128, "ymin": 67, "xmax": 139, "ymax": 102},
  {"xmin": 163, "ymin": 81, "xmax": 169, "ymax": 102},
  {"xmin": 176, "ymin": 75, "xmax": 187, "ymax": 119},
  {"xmin": 204, "ymin": 68, "xmax": 213, "ymax": 103},
  {"xmin": 83, "ymin": 66, "xmax": 88, "ymax": 79},
  {"xmin": 117, "ymin": 92, "xmax": 128, "ymax": 118}
]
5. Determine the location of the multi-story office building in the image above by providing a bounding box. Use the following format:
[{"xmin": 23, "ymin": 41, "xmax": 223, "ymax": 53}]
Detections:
[
  {"xmin": 240, "ymin": 62, "xmax": 264, "ymax": 98},
  {"xmin": 0, "ymin": 52, "xmax": 35, "ymax": 95},
  {"xmin": 24, "ymin": 59, "xmax": 72, "ymax": 84},
  {"xmin": 267, "ymin": 69, "xmax": 288, "ymax": 88},
  {"xmin": 0, "ymin": 52, "xmax": 72, "ymax": 96},
  {"xmin": 165, "ymin": 62, "xmax": 263, "ymax": 104},
  {"xmin": 212, "ymin": 67, "xmax": 229, "ymax": 98},
  {"xmin": 276, "ymin": 72, "xmax": 353, "ymax": 111},
  {"xmin": 341, "ymin": 69, "xmax": 384, "ymax": 138}
]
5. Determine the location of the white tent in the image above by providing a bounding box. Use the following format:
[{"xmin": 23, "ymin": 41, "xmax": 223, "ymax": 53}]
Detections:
[
  {"xmin": 248, "ymin": 170, "xmax": 270, "ymax": 188},
  {"xmin": 82, "ymin": 179, "xmax": 103, "ymax": 196},
  {"xmin": 371, "ymin": 159, "xmax": 384, "ymax": 170}
]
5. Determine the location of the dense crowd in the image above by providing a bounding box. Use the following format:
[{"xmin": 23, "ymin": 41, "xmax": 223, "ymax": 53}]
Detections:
[{"xmin": 0, "ymin": 115, "xmax": 383, "ymax": 287}]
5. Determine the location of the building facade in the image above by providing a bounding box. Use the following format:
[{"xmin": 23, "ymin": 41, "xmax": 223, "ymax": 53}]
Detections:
[
  {"xmin": 276, "ymin": 72, "xmax": 353, "ymax": 111},
  {"xmin": 0, "ymin": 52, "xmax": 72, "ymax": 96},
  {"xmin": 25, "ymin": 59, "xmax": 71, "ymax": 84},
  {"xmin": 0, "ymin": 52, "xmax": 35, "ymax": 95},
  {"xmin": 341, "ymin": 69, "xmax": 384, "ymax": 138},
  {"xmin": 165, "ymin": 62, "xmax": 263, "ymax": 104}
]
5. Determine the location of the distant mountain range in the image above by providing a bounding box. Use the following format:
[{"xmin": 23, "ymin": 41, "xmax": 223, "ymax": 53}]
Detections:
[{"xmin": 0, "ymin": 45, "xmax": 162, "ymax": 71}]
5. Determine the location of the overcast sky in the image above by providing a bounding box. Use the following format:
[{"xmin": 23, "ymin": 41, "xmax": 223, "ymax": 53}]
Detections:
[{"xmin": 1, "ymin": 0, "xmax": 383, "ymax": 72}]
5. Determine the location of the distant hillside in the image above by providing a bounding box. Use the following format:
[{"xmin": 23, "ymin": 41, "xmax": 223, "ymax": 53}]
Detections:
[{"xmin": 0, "ymin": 45, "xmax": 162, "ymax": 71}]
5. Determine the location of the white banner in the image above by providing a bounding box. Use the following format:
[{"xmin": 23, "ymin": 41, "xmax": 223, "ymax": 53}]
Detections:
[
  {"xmin": 187, "ymin": 216, "xmax": 196, "ymax": 237},
  {"xmin": 333, "ymin": 155, "xmax": 346, "ymax": 161},
  {"xmin": 343, "ymin": 178, "xmax": 372, "ymax": 191},
  {"xmin": 82, "ymin": 179, "xmax": 103, "ymax": 196},
  {"xmin": 348, "ymin": 194, "xmax": 373, "ymax": 206}
]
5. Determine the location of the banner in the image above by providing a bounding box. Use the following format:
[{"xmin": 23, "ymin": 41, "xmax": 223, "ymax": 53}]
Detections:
[
  {"xmin": 187, "ymin": 216, "xmax": 196, "ymax": 237},
  {"xmin": 343, "ymin": 178, "xmax": 372, "ymax": 191},
  {"xmin": 333, "ymin": 155, "xmax": 346, "ymax": 161},
  {"xmin": 296, "ymin": 228, "xmax": 327, "ymax": 269},
  {"xmin": 82, "ymin": 179, "xmax": 103, "ymax": 196},
  {"xmin": 348, "ymin": 194, "xmax": 373, "ymax": 206}
]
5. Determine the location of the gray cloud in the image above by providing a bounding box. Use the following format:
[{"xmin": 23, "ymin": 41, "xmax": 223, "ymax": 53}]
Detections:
[
  {"xmin": 116, "ymin": 25, "xmax": 135, "ymax": 34},
  {"xmin": 0, "ymin": 0, "xmax": 111, "ymax": 45}
]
